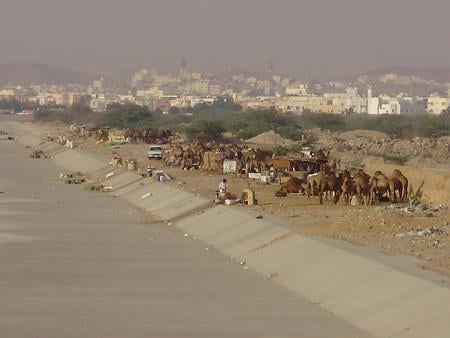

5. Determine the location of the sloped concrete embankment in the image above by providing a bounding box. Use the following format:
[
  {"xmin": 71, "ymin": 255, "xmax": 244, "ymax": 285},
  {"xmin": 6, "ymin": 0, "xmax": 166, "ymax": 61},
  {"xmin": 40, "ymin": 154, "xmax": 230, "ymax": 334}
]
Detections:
[{"xmin": 23, "ymin": 140, "xmax": 450, "ymax": 338}]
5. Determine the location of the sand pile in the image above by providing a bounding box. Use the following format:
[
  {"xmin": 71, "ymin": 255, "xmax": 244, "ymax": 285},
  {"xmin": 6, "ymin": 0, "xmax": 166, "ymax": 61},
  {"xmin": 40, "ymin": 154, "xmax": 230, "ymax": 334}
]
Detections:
[{"xmin": 245, "ymin": 130, "xmax": 296, "ymax": 146}]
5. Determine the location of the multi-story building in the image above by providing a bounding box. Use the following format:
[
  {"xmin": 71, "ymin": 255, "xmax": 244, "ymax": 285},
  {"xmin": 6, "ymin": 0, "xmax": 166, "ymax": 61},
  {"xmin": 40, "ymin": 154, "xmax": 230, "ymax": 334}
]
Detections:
[
  {"xmin": 367, "ymin": 88, "xmax": 380, "ymax": 115},
  {"xmin": 90, "ymin": 94, "xmax": 108, "ymax": 112},
  {"xmin": 208, "ymin": 84, "xmax": 221, "ymax": 96},
  {"xmin": 286, "ymin": 83, "xmax": 308, "ymax": 96},
  {"xmin": 131, "ymin": 69, "xmax": 155, "ymax": 89},
  {"xmin": 399, "ymin": 97, "xmax": 427, "ymax": 115},
  {"xmin": 189, "ymin": 80, "xmax": 210, "ymax": 96},
  {"xmin": 427, "ymin": 94, "xmax": 450, "ymax": 115},
  {"xmin": 378, "ymin": 98, "xmax": 401, "ymax": 115},
  {"xmin": 280, "ymin": 95, "xmax": 323, "ymax": 113}
]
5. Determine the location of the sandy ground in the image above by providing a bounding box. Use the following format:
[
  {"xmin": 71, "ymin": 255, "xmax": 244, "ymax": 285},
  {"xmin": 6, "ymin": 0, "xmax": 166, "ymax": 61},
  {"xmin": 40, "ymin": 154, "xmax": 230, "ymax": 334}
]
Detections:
[
  {"xmin": 0, "ymin": 134, "xmax": 369, "ymax": 337},
  {"xmin": 4, "ymin": 118, "xmax": 450, "ymax": 278}
]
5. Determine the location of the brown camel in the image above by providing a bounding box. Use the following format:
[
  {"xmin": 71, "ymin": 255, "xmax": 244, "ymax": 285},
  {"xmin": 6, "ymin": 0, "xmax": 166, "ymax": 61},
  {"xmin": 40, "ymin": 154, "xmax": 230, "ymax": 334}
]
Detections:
[
  {"xmin": 341, "ymin": 176, "xmax": 354, "ymax": 205},
  {"xmin": 276, "ymin": 176, "xmax": 307, "ymax": 196},
  {"xmin": 389, "ymin": 169, "xmax": 409, "ymax": 203},
  {"xmin": 325, "ymin": 171, "xmax": 345, "ymax": 204},
  {"xmin": 353, "ymin": 169, "xmax": 371, "ymax": 205},
  {"xmin": 306, "ymin": 172, "xmax": 328, "ymax": 204},
  {"xmin": 369, "ymin": 171, "xmax": 391, "ymax": 204}
]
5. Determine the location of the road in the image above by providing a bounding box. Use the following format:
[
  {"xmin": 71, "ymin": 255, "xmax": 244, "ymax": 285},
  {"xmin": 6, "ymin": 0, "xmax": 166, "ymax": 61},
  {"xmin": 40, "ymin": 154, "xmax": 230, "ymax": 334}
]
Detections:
[{"xmin": 0, "ymin": 139, "xmax": 368, "ymax": 338}]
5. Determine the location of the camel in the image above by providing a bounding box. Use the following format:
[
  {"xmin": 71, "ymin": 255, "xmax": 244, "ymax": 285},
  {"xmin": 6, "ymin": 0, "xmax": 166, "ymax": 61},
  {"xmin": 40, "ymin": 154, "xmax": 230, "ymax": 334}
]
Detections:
[
  {"xmin": 163, "ymin": 146, "xmax": 184, "ymax": 167},
  {"xmin": 306, "ymin": 171, "xmax": 328, "ymax": 204},
  {"xmin": 275, "ymin": 176, "xmax": 307, "ymax": 196},
  {"xmin": 341, "ymin": 176, "xmax": 354, "ymax": 205},
  {"xmin": 324, "ymin": 171, "xmax": 345, "ymax": 204},
  {"xmin": 353, "ymin": 169, "xmax": 371, "ymax": 205},
  {"xmin": 369, "ymin": 171, "xmax": 391, "ymax": 204},
  {"xmin": 389, "ymin": 169, "xmax": 408, "ymax": 203}
]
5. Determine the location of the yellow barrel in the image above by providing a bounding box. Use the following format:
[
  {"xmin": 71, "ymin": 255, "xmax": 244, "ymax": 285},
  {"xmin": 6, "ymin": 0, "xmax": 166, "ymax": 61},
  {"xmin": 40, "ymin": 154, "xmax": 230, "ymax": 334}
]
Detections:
[{"xmin": 127, "ymin": 159, "xmax": 137, "ymax": 171}]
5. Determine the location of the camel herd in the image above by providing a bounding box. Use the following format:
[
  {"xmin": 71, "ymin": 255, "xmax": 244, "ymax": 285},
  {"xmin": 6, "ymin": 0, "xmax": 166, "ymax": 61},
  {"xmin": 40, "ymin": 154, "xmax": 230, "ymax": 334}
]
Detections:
[
  {"xmin": 161, "ymin": 139, "xmax": 410, "ymax": 206},
  {"xmin": 69, "ymin": 125, "xmax": 174, "ymax": 144},
  {"xmin": 162, "ymin": 142, "xmax": 274, "ymax": 173},
  {"xmin": 68, "ymin": 125, "xmax": 411, "ymax": 206},
  {"xmin": 278, "ymin": 168, "xmax": 409, "ymax": 205}
]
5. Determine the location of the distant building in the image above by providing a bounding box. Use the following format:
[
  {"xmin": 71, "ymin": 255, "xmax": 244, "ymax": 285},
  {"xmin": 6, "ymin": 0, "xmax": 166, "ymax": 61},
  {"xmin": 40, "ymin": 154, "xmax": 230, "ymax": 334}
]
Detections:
[
  {"xmin": 378, "ymin": 98, "xmax": 401, "ymax": 115},
  {"xmin": 152, "ymin": 97, "xmax": 174, "ymax": 113},
  {"xmin": 398, "ymin": 97, "xmax": 427, "ymax": 115},
  {"xmin": 132, "ymin": 69, "xmax": 155, "ymax": 89},
  {"xmin": 188, "ymin": 80, "xmax": 210, "ymax": 96},
  {"xmin": 90, "ymin": 94, "xmax": 108, "ymax": 112},
  {"xmin": 324, "ymin": 87, "xmax": 367, "ymax": 114},
  {"xmin": 209, "ymin": 84, "xmax": 222, "ymax": 96},
  {"xmin": 281, "ymin": 95, "xmax": 322, "ymax": 113},
  {"xmin": 367, "ymin": 88, "xmax": 380, "ymax": 115},
  {"xmin": 286, "ymin": 83, "xmax": 308, "ymax": 96},
  {"xmin": 92, "ymin": 78, "xmax": 105, "ymax": 91},
  {"xmin": 190, "ymin": 72, "xmax": 202, "ymax": 81},
  {"xmin": 379, "ymin": 73, "xmax": 398, "ymax": 82},
  {"xmin": 427, "ymin": 94, "xmax": 450, "ymax": 115}
]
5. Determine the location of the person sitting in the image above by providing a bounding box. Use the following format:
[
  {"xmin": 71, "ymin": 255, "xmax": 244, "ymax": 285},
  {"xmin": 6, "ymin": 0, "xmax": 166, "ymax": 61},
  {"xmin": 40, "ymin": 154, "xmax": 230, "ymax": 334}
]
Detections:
[{"xmin": 218, "ymin": 179, "xmax": 229, "ymax": 198}]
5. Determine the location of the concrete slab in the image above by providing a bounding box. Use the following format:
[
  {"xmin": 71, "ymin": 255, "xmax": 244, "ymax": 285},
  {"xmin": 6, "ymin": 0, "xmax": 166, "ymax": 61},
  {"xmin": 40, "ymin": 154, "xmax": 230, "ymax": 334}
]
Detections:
[
  {"xmin": 242, "ymin": 234, "xmax": 450, "ymax": 337},
  {"xmin": 393, "ymin": 310, "xmax": 450, "ymax": 338},
  {"xmin": 15, "ymin": 134, "xmax": 42, "ymax": 147},
  {"xmin": 100, "ymin": 171, "xmax": 142, "ymax": 191},
  {"xmin": 38, "ymin": 142, "xmax": 61, "ymax": 154},
  {"xmin": 139, "ymin": 186, "xmax": 210, "ymax": 220},
  {"xmin": 113, "ymin": 180, "xmax": 150, "ymax": 197},
  {"xmin": 176, "ymin": 207, "xmax": 246, "ymax": 241},
  {"xmin": 120, "ymin": 182, "xmax": 157, "ymax": 204},
  {"xmin": 219, "ymin": 226, "xmax": 291, "ymax": 259},
  {"xmin": 53, "ymin": 149, "xmax": 109, "ymax": 174}
]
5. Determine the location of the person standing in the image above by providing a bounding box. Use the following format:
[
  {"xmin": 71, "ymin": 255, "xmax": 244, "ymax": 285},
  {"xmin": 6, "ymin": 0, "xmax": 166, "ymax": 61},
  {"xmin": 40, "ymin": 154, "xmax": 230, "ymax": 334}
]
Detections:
[{"xmin": 146, "ymin": 166, "xmax": 153, "ymax": 178}]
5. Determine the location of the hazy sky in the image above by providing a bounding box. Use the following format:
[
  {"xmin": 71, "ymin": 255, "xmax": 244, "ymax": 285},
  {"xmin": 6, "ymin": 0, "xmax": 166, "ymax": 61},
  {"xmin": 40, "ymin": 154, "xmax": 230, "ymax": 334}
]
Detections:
[{"xmin": 1, "ymin": 0, "xmax": 450, "ymax": 79}]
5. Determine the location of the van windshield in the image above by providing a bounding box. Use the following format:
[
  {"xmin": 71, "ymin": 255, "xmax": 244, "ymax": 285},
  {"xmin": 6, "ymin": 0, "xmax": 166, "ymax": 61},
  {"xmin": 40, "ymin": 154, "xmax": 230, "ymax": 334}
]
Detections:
[{"xmin": 149, "ymin": 147, "xmax": 162, "ymax": 151}]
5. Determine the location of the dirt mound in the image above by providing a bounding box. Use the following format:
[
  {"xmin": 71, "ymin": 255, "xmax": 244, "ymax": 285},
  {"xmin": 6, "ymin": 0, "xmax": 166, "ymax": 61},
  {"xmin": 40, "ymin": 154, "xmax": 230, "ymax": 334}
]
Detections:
[
  {"xmin": 245, "ymin": 130, "xmax": 296, "ymax": 146},
  {"xmin": 339, "ymin": 130, "xmax": 391, "ymax": 141},
  {"xmin": 311, "ymin": 129, "xmax": 449, "ymax": 169}
]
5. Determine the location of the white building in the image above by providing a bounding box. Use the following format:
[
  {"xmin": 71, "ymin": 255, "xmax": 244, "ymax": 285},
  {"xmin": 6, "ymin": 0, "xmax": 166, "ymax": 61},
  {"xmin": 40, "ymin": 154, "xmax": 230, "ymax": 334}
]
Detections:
[
  {"xmin": 286, "ymin": 83, "xmax": 308, "ymax": 96},
  {"xmin": 378, "ymin": 97, "xmax": 401, "ymax": 115},
  {"xmin": 324, "ymin": 87, "xmax": 367, "ymax": 114},
  {"xmin": 367, "ymin": 90, "xmax": 426, "ymax": 116},
  {"xmin": 427, "ymin": 94, "xmax": 450, "ymax": 115},
  {"xmin": 367, "ymin": 88, "xmax": 380, "ymax": 115},
  {"xmin": 90, "ymin": 94, "xmax": 109, "ymax": 112}
]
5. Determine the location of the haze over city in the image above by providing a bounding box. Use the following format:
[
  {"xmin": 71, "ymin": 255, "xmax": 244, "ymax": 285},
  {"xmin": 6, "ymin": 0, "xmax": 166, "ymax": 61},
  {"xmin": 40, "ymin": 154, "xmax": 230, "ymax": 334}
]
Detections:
[
  {"xmin": 2, "ymin": 0, "xmax": 450, "ymax": 79},
  {"xmin": 1, "ymin": 1, "xmax": 450, "ymax": 338}
]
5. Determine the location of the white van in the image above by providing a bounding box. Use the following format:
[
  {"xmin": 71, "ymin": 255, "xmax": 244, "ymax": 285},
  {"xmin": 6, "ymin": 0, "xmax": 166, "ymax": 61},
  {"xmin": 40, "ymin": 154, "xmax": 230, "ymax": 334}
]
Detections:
[{"xmin": 147, "ymin": 145, "xmax": 163, "ymax": 160}]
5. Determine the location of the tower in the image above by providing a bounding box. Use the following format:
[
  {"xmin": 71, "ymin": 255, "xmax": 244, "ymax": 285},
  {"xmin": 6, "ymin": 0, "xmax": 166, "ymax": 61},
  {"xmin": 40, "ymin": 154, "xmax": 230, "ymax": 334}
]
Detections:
[
  {"xmin": 180, "ymin": 57, "xmax": 188, "ymax": 82},
  {"xmin": 268, "ymin": 59, "xmax": 274, "ymax": 97}
]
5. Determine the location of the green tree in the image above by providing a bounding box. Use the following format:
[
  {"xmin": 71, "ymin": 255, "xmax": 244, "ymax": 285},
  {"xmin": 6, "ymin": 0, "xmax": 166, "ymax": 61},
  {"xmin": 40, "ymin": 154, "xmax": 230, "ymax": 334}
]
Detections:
[
  {"xmin": 186, "ymin": 119, "xmax": 225, "ymax": 141},
  {"xmin": 96, "ymin": 104, "xmax": 153, "ymax": 129}
]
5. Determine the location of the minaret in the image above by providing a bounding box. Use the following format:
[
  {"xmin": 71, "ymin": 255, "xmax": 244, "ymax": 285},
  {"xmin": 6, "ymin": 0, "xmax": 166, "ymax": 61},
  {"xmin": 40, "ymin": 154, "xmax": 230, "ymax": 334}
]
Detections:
[
  {"xmin": 268, "ymin": 59, "xmax": 274, "ymax": 97},
  {"xmin": 180, "ymin": 57, "xmax": 188, "ymax": 82}
]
